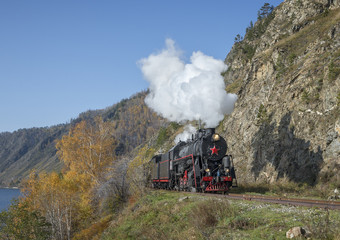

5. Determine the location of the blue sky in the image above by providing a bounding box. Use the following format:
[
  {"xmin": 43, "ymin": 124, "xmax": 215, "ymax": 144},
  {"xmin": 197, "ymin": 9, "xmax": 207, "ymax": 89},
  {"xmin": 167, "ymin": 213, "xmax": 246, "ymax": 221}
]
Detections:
[{"xmin": 0, "ymin": 0, "xmax": 283, "ymax": 132}]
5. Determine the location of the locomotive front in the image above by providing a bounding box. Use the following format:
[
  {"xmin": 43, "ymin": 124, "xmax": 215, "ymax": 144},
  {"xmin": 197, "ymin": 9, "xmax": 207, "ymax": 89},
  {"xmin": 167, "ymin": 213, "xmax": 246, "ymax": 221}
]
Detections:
[{"xmin": 196, "ymin": 128, "xmax": 236, "ymax": 192}]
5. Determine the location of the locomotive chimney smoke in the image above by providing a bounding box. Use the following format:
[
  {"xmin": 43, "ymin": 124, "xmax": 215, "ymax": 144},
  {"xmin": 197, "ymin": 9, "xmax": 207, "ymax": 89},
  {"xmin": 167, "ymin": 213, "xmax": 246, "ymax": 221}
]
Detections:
[
  {"xmin": 174, "ymin": 124, "xmax": 197, "ymax": 144},
  {"xmin": 139, "ymin": 38, "xmax": 237, "ymax": 128}
]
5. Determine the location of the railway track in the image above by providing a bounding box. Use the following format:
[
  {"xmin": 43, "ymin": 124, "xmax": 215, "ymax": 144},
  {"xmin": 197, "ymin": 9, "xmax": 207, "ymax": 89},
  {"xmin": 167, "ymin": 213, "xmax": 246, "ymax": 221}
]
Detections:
[
  {"xmin": 151, "ymin": 188, "xmax": 340, "ymax": 210},
  {"xmin": 203, "ymin": 192, "xmax": 340, "ymax": 210}
]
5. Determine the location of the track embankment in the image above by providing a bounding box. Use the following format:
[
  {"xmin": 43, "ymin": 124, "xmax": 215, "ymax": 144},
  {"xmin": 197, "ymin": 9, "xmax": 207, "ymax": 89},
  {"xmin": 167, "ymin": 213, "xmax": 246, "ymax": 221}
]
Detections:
[
  {"xmin": 217, "ymin": 193, "xmax": 340, "ymax": 210},
  {"xmin": 150, "ymin": 188, "xmax": 340, "ymax": 210}
]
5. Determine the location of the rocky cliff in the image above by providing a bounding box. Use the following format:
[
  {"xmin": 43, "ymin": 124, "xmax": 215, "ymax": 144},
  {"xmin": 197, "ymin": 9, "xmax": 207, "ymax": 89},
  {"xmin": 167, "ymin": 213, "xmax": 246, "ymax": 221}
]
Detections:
[{"xmin": 222, "ymin": 0, "xmax": 340, "ymax": 185}]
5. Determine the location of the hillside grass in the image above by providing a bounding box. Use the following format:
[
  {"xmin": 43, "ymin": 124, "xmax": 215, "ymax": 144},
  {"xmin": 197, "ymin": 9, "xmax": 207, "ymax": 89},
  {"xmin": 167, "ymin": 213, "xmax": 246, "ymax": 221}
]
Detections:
[
  {"xmin": 101, "ymin": 190, "xmax": 340, "ymax": 240},
  {"xmin": 232, "ymin": 181, "xmax": 340, "ymax": 201}
]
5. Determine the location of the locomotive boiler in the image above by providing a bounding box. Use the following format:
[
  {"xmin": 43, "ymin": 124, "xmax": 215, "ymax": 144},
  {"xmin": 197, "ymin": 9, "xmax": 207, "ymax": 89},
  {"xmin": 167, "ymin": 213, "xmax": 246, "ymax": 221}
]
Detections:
[{"xmin": 150, "ymin": 128, "xmax": 236, "ymax": 193}]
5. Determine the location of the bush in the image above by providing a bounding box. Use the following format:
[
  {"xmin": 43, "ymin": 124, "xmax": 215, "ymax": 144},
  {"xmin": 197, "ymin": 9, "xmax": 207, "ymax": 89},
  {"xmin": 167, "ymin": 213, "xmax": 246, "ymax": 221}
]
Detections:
[
  {"xmin": 72, "ymin": 215, "xmax": 112, "ymax": 240},
  {"xmin": 329, "ymin": 61, "xmax": 340, "ymax": 81},
  {"xmin": 156, "ymin": 127, "xmax": 169, "ymax": 146},
  {"xmin": 288, "ymin": 53, "xmax": 297, "ymax": 65},
  {"xmin": 303, "ymin": 209, "xmax": 340, "ymax": 239},
  {"xmin": 243, "ymin": 44, "xmax": 257, "ymax": 60},
  {"xmin": 301, "ymin": 89, "xmax": 310, "ymax": 103},
  {"xmin": 227, "ymin": 216, "xmax": 253, "ymax": 230},
  {"xmin": 0, "ymin": 199, "xmax": 51, "ymax": 240},
  {"xmin": 256, "ymin": 104, "xmax": 270, "ymax": 125},
  {"xmin": 190, "ymin": 198, "xmax": 235, "ymax": 229}
]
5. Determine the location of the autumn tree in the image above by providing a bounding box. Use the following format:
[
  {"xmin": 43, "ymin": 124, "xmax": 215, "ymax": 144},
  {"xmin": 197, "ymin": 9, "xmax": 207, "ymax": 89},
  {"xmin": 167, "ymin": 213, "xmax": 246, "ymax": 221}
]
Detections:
[
  {"xmin": 0, "ymin": 199, "xmax": 50, "ymax": 240},
  {"xmin": 22, "ymin": 171, "xmax": 90, "ymax": 240},
  {"xmin": 56, "ymin": 117, "xmax": 117, "ymax": 186},
  {"xmin": 19, "ymin": 117, "xmax": 118, "ymax": 240}
]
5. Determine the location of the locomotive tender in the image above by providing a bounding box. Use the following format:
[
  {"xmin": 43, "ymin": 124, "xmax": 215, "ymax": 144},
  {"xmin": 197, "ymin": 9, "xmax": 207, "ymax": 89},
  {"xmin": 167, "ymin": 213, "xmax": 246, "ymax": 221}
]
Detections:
[{"xmin": 150, "ymin": 128, "xmax": 236, "ymax": 193}]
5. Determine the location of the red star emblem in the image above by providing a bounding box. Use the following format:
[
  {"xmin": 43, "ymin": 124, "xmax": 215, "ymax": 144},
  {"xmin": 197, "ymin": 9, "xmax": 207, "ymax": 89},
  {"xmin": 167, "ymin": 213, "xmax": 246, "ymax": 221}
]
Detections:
[{"xmin": 210, "ymin": 145, "xmax": 219, "ymax": 155}]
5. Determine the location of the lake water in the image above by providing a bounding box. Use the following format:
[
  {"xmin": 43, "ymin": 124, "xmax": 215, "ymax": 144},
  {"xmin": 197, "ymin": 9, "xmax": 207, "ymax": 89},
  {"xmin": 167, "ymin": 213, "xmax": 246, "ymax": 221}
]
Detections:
[{"xmin": 0, "ymin": 188, "xmax": 21, "ymax": 211}]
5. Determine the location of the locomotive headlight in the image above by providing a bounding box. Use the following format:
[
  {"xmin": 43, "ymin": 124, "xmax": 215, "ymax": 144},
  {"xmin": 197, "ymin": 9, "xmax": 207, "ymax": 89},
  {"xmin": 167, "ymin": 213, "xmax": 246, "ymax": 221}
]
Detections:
[
  {"xmin": 212, "ymin": 133, "xmax": 220, "ymax": 142},
  {"xmin": 205, "ymin": 168, "xmax": 210, "ymax": 173},
  {"xmin": 225, "ymin": 168, "xmax": 230, "ymax": 173}
]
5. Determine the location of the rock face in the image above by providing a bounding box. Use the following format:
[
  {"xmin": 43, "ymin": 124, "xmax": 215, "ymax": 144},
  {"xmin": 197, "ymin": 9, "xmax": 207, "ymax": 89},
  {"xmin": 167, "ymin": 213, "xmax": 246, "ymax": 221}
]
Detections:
[{"xmin": 222, "ymin": 0, "xmax": 340, "ymax": 185}]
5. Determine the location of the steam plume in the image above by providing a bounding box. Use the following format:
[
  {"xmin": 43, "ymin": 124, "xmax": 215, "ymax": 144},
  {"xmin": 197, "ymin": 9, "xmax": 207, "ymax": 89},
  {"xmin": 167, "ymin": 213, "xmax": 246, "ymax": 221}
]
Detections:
[
  {"xmin": 174, "ymin": 124, "xmax": 196, "ymax": 143},
  {"xmin": 139, "ymin": 39, "xmax": 237, "ymax": 128}
]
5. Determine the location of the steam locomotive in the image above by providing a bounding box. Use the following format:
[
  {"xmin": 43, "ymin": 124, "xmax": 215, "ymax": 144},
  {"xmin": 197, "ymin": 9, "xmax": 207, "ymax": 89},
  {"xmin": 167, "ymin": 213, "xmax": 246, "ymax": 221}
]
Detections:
[{"xmin": 150, "ymin": 128, "xmax": 236, "ymax": 193}]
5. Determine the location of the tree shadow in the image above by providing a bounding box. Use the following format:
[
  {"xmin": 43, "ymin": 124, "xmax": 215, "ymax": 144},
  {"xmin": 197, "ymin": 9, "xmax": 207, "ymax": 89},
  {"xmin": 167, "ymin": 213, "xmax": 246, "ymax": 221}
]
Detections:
[{"xmin": 251, "ymin": 112, "xmax": 323, "ymax": 185}]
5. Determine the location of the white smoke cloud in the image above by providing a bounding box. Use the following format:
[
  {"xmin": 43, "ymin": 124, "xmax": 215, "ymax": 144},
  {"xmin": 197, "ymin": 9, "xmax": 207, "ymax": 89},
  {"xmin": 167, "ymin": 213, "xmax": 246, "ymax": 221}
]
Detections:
[
  {"xmin": 139, "ymin": 39, "xmax": 237, "ymax": 128},
  {"xmin": 174, "ymin": 124, "xmax": 197, "ymax": 144}
]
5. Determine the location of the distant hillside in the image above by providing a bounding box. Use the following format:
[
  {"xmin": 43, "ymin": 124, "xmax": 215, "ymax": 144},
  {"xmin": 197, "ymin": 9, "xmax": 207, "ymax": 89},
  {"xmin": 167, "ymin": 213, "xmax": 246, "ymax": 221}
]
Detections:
[
  {"xmin": 0, "ymin": 91, "xmax": 164, "ymax": 187},
  {"xmin": 0, "ymin": 125, "xmax": 68, "ymax": 186},
  {"xmin": 221, "ymin": 0, "xmax": 340, "ymax": 185}
]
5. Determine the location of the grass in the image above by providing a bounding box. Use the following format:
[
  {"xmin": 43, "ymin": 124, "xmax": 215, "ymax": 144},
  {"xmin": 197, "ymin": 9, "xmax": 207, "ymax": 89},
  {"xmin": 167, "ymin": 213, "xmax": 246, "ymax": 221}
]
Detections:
[
  {"xmin": 101, "ymin": 190, "xmax": 340, "ymax": 240},
  {"xmin": 232, "ymin": 181, "xmax": 340, "ymax": 200},
  {"xmin": 226, "ymin": 80, "xmax": 242, "ymax": 94}
]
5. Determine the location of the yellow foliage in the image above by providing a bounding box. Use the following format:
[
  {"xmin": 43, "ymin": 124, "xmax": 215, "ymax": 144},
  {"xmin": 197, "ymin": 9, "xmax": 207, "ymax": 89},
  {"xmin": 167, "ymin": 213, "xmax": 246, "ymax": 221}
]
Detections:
[
  {"xmin": 21, "ymin": 117, "xmax": 118, "ymax": 239},
  {"xmin": 56, "ymin": 117, "xmax": 117, "ymax": 185},
  {"xmin": 22, "ymin": 170, "xmax": 92, "ymax": 239}
]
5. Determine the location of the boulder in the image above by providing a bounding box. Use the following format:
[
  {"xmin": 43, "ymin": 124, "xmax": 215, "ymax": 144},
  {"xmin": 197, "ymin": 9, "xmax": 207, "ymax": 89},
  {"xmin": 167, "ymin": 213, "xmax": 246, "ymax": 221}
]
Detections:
[{"xmin": 286, "ymin": 226, "xmax": 311, "ymax": 239}]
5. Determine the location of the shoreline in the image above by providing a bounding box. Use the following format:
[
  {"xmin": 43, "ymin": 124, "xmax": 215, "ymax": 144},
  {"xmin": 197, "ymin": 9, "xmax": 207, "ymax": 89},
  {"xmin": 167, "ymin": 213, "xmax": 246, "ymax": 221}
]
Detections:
[{"xmin": 0, "ymin": 187, "xmax": 20, "ymax": 190}]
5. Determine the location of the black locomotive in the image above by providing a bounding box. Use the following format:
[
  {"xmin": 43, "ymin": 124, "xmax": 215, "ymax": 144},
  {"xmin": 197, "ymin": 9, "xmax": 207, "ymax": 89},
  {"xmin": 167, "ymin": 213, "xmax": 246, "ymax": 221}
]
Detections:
[{"xmin": 150, "ymin": 128, "xmax": 236, "ymax": 193}]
